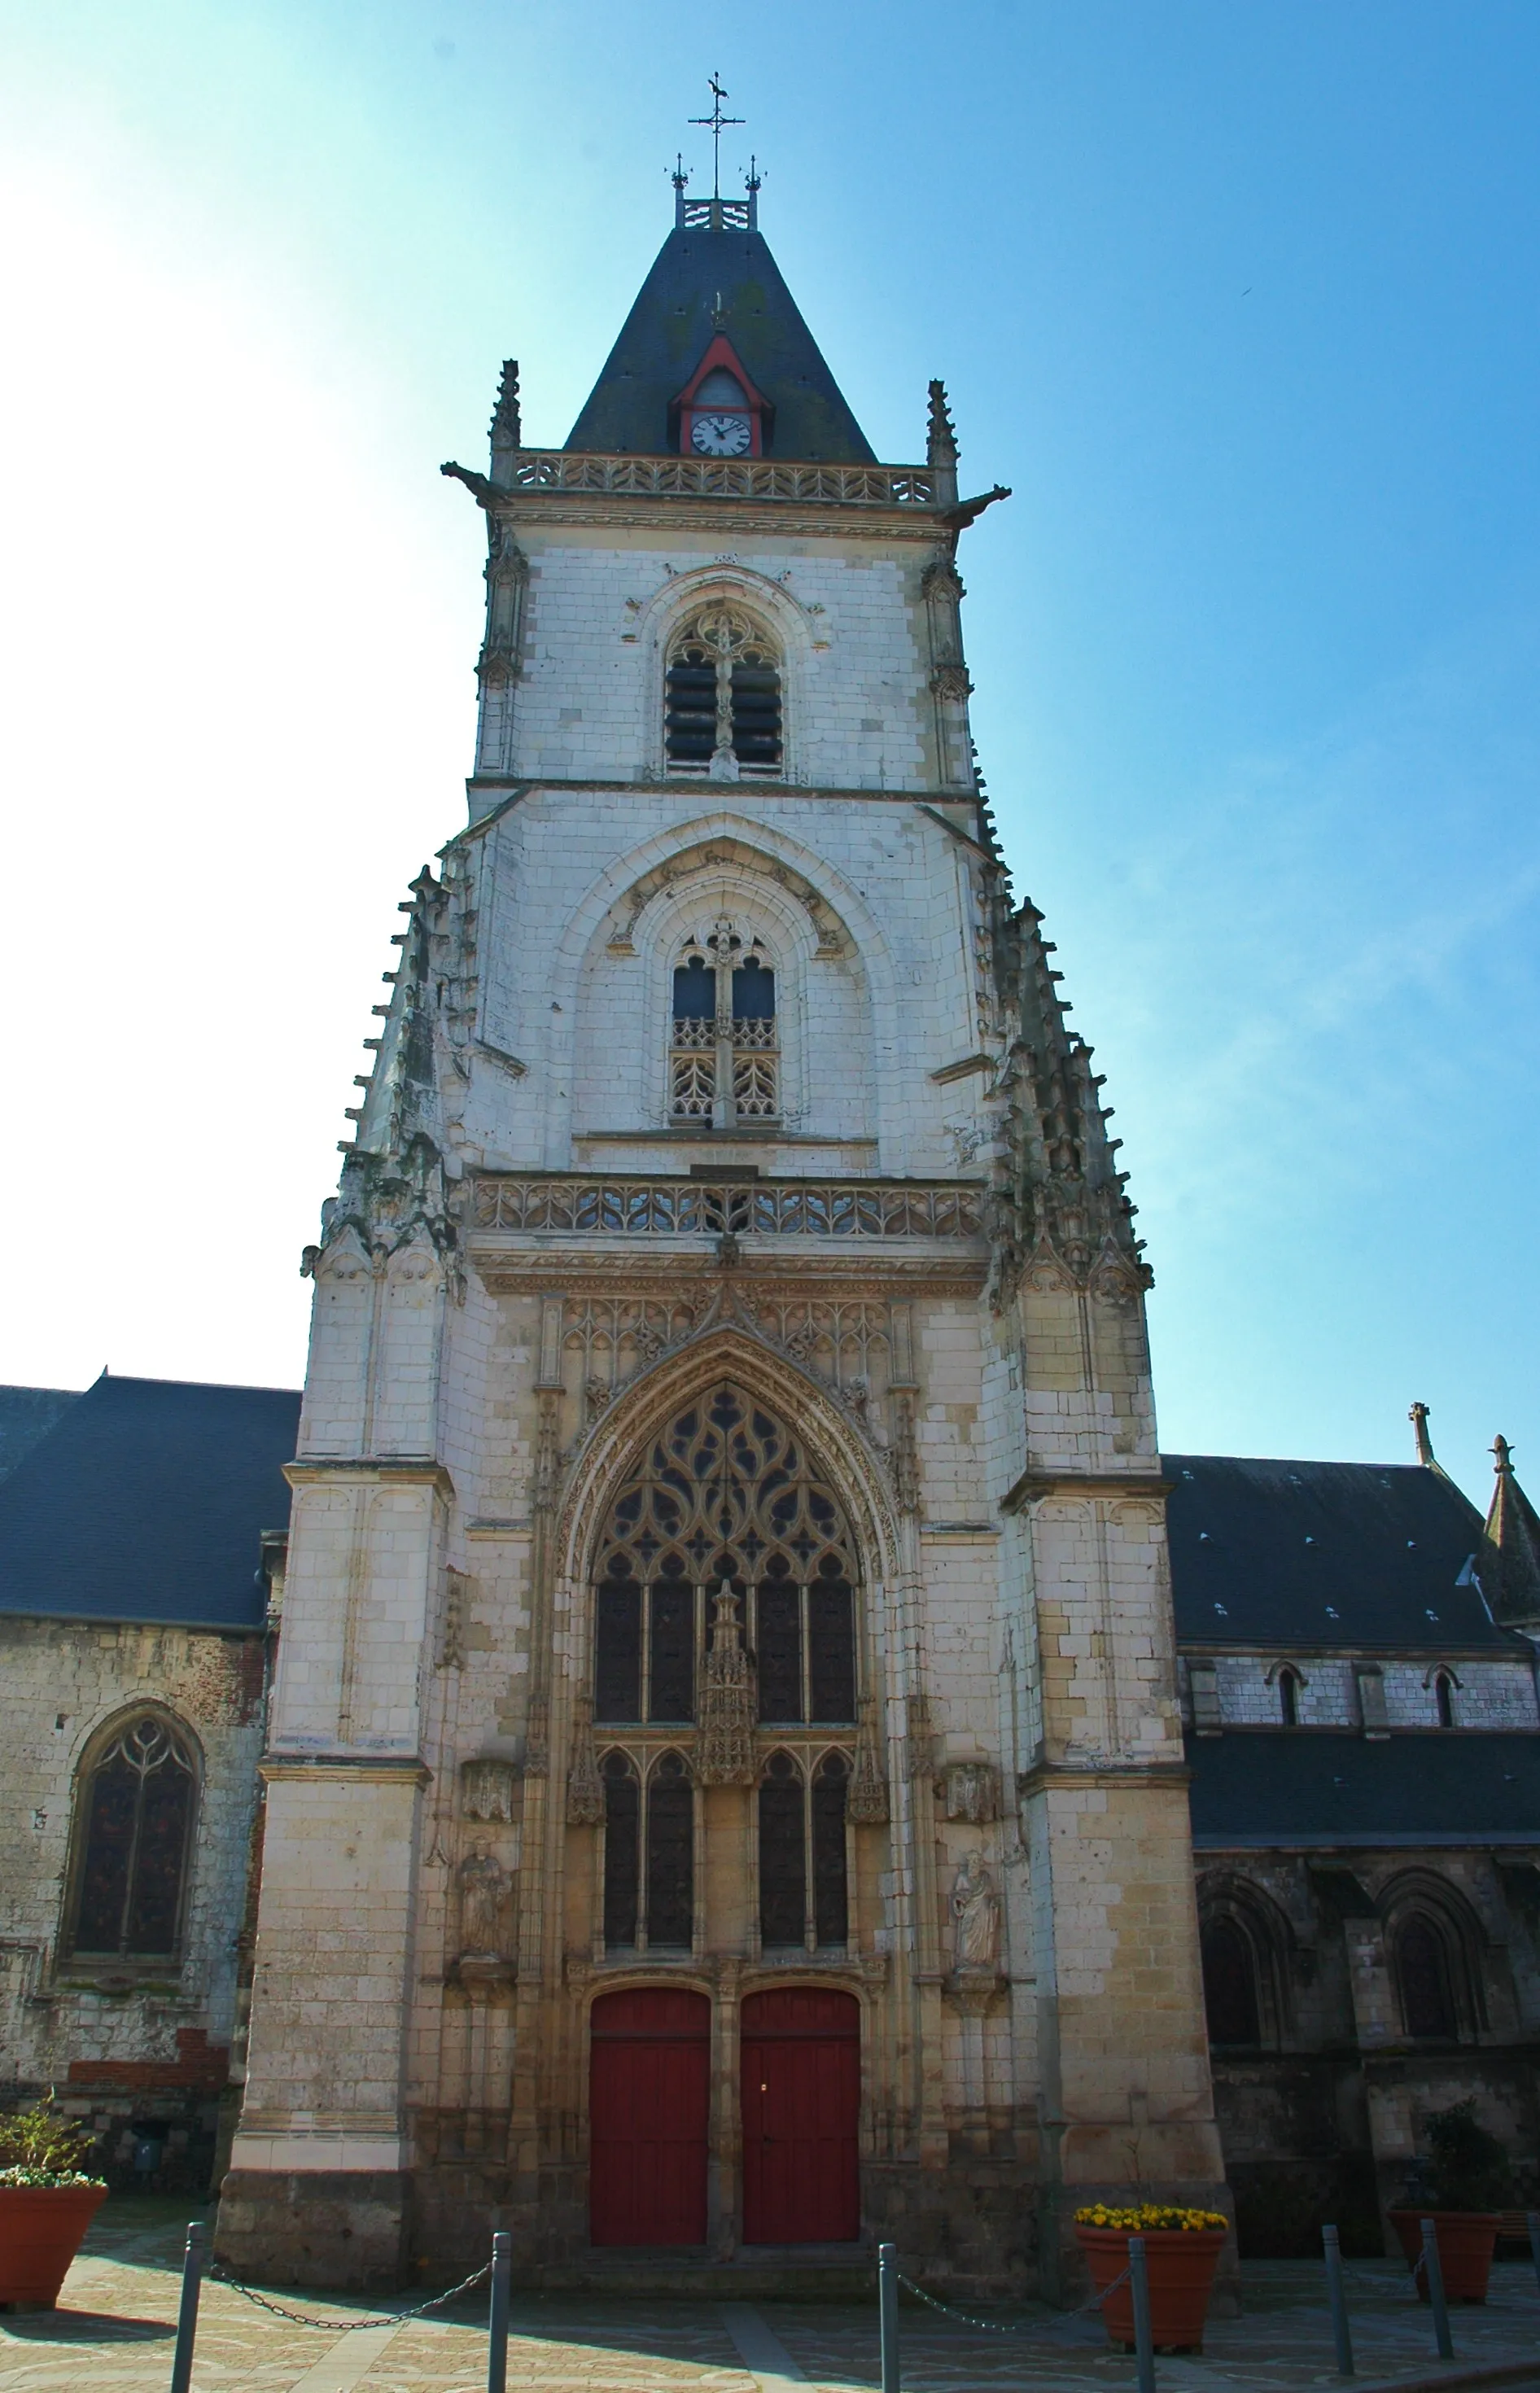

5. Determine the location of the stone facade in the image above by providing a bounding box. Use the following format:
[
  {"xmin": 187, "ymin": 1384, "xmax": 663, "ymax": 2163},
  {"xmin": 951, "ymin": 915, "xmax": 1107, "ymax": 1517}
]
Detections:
[{"xmin": 216, "ymin": 196, "xmax": 1225, "ymax": 2295}]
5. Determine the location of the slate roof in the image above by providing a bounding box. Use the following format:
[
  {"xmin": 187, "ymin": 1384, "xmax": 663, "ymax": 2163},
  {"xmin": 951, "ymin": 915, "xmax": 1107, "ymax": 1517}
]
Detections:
[
  {"xmin": 565, "ymin": 223, "xmax": 875, "ymax": 462},
  {"xmin": 0, "ymin": 1373, "xmax": 300, "ymax": 1630},
  {"xmin": 0, "ymin": 1386, "xmax": 81, "ymax": 1483},
  {"xmin": 1164, "ymin": 1454, "xmax": 1506, "ymax": 1653},
  {"xmin": 1188, "ymin": 1728, "xmax": 1540, "ymax": 1848}
]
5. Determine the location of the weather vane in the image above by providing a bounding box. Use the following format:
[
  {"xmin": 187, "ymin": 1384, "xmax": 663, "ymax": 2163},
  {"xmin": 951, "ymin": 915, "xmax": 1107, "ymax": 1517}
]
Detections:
[{"xmin": 689, "ymin": 73, "xmax": 744, "ymax": 202}]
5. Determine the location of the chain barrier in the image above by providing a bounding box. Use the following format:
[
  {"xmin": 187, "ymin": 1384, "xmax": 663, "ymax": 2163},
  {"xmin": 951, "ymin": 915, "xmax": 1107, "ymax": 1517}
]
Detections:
[
  {"xmin": 204, "ymin": 2255, "xmax": 492, "ymax": 2333},
  {"xmin": 895, "ymin": 2264, "xmax": 1131, "ymax": 2338}
]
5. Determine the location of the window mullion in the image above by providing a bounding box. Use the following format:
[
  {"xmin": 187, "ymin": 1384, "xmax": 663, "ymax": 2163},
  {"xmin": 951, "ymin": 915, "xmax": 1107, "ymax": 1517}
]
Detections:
[
  {"xmin": 641, "ymin": 1585, "xmax": 652, "ymax": 1723},
  {"xmin": 803, "ymin": 1766, "xmax": 816, "ymax": 1953},
  {"xmin": 714, "ymin": 938, "xmax": 734, "ymax": 1128},
  {"xmin": 120, "ymin": 1764, "xmax": 147, "ymax": 1956},
  {"xmin": 800, "ymin": 1583, "xmax": 811, "ymax": 1722},
  {"xmin": 637, "ymin": 1770, "xmax": 650, "ymax": 1954}
]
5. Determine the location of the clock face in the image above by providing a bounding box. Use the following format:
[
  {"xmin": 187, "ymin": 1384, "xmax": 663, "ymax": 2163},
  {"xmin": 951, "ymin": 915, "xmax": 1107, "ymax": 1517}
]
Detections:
[{"xmin": 691, "ymin": 410, "xmax": 752, "ymax": 457}]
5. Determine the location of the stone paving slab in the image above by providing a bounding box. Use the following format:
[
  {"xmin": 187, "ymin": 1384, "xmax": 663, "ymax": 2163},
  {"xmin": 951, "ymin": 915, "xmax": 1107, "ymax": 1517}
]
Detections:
[{"xmin": 2, "ymin": 2207, "xmax": 1539, "ymax": 2393}]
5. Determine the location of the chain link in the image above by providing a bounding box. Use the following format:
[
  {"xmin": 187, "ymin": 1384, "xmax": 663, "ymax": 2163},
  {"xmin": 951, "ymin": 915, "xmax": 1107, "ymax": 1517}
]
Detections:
[
  {"xmin": 896, "ymin": 2264, "xmax": 1130, "ymax": 2338},
  {"xmin": 203, "ymin": 2256, "xmax": 492, "ymax": 2332}
]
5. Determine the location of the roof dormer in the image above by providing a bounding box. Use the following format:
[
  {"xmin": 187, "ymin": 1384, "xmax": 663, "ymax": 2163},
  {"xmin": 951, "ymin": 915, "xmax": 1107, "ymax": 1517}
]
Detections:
[{"xmin": 669, "ymin": 335, "xmax": 773, "ymax": 459}]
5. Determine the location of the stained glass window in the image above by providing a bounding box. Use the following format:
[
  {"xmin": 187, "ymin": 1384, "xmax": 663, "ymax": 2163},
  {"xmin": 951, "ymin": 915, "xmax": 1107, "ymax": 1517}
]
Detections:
[
  {"xmin": 759, "ymin": 1751, "xmax": 806, "ymax": 1947},
  {"xmin": 602, "ymin": 1752, "xmax": 640, "ymax": 1949},
  {"xmin": 809, "ymin": 1568, "xmax": 855, "ymax": 1722},
  {"xmin": 646, "ymin": 1752, "xmax": 694, "ymax": 1947},
  {"xmin": 593, "ymin": 1383, "xmax": 858, "ymax": 1730},
  {"xmin": 812, "ymin": 1752, "xmax": 849, "ymax": 1947},
  {"xmin": 69, "ymin": 1714, "xmax": 196, "ymax": 1961}
]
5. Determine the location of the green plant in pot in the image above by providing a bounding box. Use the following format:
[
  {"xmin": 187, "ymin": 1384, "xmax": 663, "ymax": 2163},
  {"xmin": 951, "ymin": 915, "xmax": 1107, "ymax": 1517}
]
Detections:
[
  {"xmin": 0, "ymin": 2094, "xmax": 108, "ymax": 2309},
  {"xmin": 1389, "ymin": 2099, "xmax": 1513, "ymax": 2303}
]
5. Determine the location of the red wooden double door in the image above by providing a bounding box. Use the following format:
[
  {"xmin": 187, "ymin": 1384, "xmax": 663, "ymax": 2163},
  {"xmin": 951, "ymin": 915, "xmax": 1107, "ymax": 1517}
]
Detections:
[{"xmin": 588, "ymin": 1986, "xmax": 860, "ymax": 2247}]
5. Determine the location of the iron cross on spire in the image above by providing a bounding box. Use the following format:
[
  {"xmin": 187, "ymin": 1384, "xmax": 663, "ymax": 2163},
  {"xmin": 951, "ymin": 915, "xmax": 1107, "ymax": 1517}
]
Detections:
[{"xmin": 689, "ymin": 73, "xmax": 744, "ymax": 200}]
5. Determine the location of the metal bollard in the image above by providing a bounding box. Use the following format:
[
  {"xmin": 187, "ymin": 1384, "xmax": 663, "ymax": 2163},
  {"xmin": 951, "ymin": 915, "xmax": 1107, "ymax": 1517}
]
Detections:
[
  {"xmin": 487, "ymin": 2230, "xmax": 512, "ymax": 2393},
  {"xmin": 1322, "ymin": 2224, "xmax": 1354, "ymax": 2378},
  {"xmin": 877, "ymin": 2242, "xmax": 899, "ymax": 2393},
  {"xmin": 1528, "ymin": 2211, "xmax": 1540, "ymax": 2298},
  {"xmin": 1127, "ymin": 2233, "xmax": 1157, "ymax": 2393},
  {"xmin": 1420, "ymin": 2218, "xmax": 1454, "ymax": 2363},
  {"xmin": 168, "ymin": 2220, "xmax": 206, "ymax": 2393}
]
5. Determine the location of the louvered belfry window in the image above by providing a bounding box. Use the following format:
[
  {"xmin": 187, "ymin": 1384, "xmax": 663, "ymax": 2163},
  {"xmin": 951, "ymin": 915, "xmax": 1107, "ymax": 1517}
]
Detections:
[
  {"xmin": 669, "ymin": 921, "xmax": 778, "ymax": 1125},
  {"xmin": 664, "ymin": 605, "xmax": 782, "ymax": 776}
]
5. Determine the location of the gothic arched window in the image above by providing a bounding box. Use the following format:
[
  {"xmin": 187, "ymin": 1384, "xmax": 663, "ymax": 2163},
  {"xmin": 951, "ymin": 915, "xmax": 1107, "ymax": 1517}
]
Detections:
[
  {"xmin": 668, "ymin": 923, "xmax": 778, "ymax": 1126},
  {"xmin": 602, "ymin": 1751, "xmax": 640, "ymax": 1949},
  {"xmin": 66, "ymin": 1713, "xmax": 199, "ymax": 1962},
  {"xmin": 600, "ymin": 1748, "xmax": 697, "ymax": 1954},
  {"xmin": 1397, "ymin": 1913, "xmax": 1458, "ymax": 2041},
  {"xmin": 1276, "ymin": 1666, "xmax": 1302, "ymax": 1727},
  {"xmin": 757, "ymin": 1747, "xmax": 851, "ymax": 1952},
  {"xmin": 1434, "ymin": 1670, "xmax": 1456, "ymax": 1728},
  {"xmin": 1201, "ymin": 1915, "xmax": 1261, "ymax": 2047},
  {"xmin": 664, "ymin": 605, "xmax": 782, "ymax": 777},
  {"xmin": 759, "ymin": 1751, "xmax": 807, "ymax": 1948},
  {"xmin": 645, "ymin": 1751, "xmax": 694, "ymax": 1949},
  {"xmin": 593, "ymin": 1385, "xmax": 857, "ymax": 1730}
]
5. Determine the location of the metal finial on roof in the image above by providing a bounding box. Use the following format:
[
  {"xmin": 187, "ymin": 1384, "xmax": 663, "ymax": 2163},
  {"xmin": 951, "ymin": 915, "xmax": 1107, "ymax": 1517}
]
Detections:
[
  {"xmin": 1409, "ymin": 1400, "xmax": 1436, "ymax": 1468},
  {"xmin": 689, "ymin": 72, "xmax": 744, "ymax": 202}
]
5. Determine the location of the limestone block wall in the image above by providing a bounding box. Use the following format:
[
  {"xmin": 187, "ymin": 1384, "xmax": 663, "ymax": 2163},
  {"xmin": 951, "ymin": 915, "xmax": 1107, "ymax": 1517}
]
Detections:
[
  {"xmin": 498, "ymin": 532, "xmax": 933, "ymax": 793},
  {"xmin": 458, "ymin": 793, "xmax": 993, "ymax": 1179},
  {"xmin": 0, "ymin": 1619, "xmax": 265, "ymax": 2145}
]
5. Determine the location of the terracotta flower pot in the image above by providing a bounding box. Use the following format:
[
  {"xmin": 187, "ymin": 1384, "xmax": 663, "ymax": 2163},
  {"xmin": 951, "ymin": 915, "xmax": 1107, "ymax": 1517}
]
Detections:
[
  {"xmin": 1388, "ymin": 2209, "xmax": 1501, "ymax": 2303},
  {"xmin": 1074, "ymin": 2225, "xmax": 1227, "ymax": 2352},
  {"xmin": 0, "ymin": 2183, "xmax": 107, "ymax": 2307}
]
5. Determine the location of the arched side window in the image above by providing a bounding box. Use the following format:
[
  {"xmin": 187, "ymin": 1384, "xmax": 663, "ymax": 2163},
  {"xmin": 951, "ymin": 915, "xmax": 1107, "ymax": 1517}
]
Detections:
[
  {"xmin": 664, "ymin": 604, "xmax": 782, "ymax": 777},
  {"xmin": 66, "ymin": 1713, "xmax": 199, "ymax": 1962},
  {"xmin": 601, "ymin": 1748, "xmax": 696, "ymax": 1953},
  {"xmin": 1201, "ymin": 1915, "xmax": 1261, "ymax": 2047},
  {"xmin": 592, "ymin": 1385, "xmax": 858, "ymax": 1730},
  {"xmin": 1276, "ymin": 1665, "xmax": 1302, "ymax": 1727},
  {"xmin": 1197, "ymin": 1875, "xmax": 1293, "ymax": 2050},
  {"xmin": 1433, "ymin": 1669, "xmax": 1457, "ymax": 1729},
  {"xmin": 757, "ymin": 1748, "xmax": 850, "ymax": 1953},
  {"xmin": 669, "ymin": 920, "xmax": 778, "ymax": 1125},
  {"xmin": 1396, "ymin": 1912, "xmax": 1459, "ymax": 2041}
]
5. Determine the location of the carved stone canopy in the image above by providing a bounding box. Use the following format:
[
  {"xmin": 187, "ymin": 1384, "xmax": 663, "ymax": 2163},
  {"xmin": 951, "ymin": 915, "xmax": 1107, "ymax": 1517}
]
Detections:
[
  {"xmin": 462, "ymin": 1757, "xmax": 517, "ymax": 1822},
  {"xmin": 940, "ymin": 1760, "xmax": 999, "ymax": 1825}
]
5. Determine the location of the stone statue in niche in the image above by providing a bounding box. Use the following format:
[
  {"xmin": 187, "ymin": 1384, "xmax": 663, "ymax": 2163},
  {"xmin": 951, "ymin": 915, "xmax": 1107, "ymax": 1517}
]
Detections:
[
  {"xmin": 458, "ymin": 1837, "xmax": 509, "ymax": 1958},
  {"xmin": 950, "ymin": 1848, "xmax": 1000, "ymax": 1971},
  {"xmin": 462, "ymin": 1758, "xmax": 516, "ymax": 1823}
]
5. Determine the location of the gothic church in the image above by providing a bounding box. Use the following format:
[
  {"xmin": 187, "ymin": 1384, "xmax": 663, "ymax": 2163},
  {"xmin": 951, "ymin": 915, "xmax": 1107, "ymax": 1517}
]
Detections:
[{"xmin": 3, "ymin": 165, "xmax": 1538, "ymax": 2296}]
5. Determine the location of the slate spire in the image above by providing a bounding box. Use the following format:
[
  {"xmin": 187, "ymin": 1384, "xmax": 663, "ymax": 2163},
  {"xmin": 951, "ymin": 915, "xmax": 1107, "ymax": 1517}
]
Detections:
[
  {"xmin": 1482, "ymin": 1435, "xmax": 1540, "ymax": 1629},
  {"xmin": 564, "ymin": 190, "xmax": 874, "ymax": 463}
]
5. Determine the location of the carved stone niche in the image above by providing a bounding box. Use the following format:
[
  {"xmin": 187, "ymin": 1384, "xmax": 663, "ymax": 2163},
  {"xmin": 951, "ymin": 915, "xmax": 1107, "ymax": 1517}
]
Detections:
[
  {"xmin": 462, "ymin": 1757, "xmax": 517, "ymax": 1823},
  {"xmin": 939, "ymin": 1760, "xmax": 1000, "ymax": 1825}
]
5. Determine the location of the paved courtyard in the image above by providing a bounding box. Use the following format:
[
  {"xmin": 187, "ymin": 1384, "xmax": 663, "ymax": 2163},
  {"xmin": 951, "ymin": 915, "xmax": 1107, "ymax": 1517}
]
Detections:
[{"xmin": 2, "ymin": 2199, "xmax": 1538, "ymax": 2393}]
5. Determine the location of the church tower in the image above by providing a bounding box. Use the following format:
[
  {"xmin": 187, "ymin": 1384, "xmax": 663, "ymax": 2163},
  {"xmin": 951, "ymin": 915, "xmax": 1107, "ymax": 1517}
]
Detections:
[{"xmin": 218, "ymin": 156, "xmax": 1227, "ymax": 2294}]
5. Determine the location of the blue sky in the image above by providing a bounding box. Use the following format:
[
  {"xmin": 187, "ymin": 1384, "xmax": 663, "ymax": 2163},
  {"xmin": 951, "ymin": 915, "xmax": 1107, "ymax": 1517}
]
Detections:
[{"xmin": 2, "ymin": 0, "xmax": 1535, "ymax": 1505}]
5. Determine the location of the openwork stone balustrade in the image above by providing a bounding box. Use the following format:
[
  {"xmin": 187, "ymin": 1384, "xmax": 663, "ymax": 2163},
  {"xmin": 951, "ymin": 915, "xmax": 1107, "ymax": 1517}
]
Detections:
[
  {"xmin": 470, "ymin": 1175, "xmax": 985, "ymax": 1239},
  {"xmin": 492, "ymin": 452, "xmax": 941, "ymax": 508}
]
